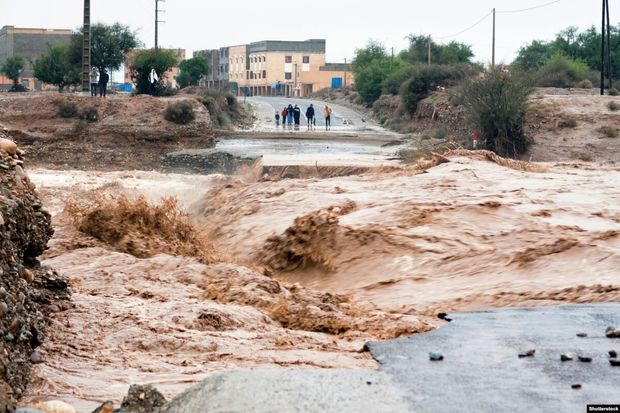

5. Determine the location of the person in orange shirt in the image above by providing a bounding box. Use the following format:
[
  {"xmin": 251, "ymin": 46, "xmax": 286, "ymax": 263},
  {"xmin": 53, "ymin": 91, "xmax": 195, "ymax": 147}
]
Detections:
[{"xmin": 323, "ymin": 105, "xmax": 332, "ymax": 131}]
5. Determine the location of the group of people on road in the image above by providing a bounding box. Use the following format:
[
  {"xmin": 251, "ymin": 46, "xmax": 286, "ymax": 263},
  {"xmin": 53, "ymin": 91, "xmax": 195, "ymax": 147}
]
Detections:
[
  {"xmin": 275, "ymin": 103, "xmax": 333, "ymax": 131},
  {"xmin": 89, "ymin": 67, "xmax": 110, "ymax": 97}
]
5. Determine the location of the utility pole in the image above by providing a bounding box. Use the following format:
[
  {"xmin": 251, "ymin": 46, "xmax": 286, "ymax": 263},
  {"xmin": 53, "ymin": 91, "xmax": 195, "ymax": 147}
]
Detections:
[
  {"xmin": 427, "ymin": 36, "xmax": 431, "ymax": 66},
  {"xmin": 601, "ymin": 0, "xmax": 606, "ymax": 95},
  {"xmin": 343, "ymin": 58, "xmax": 347, "ymax": 89},
  {"xmin": 491, "ymin": 8, "xmax": 496, "ymax": 69},
  {"xmin": 606, "ymin": 0, "xmax": 613, "ymax": 90},
  {"xmin": 155, "ymin": 0, "xmax": 166, "ymax": 49},
  {"xmin": 81, "ymin": 0, "xmax": 91, "ymax": 92}
]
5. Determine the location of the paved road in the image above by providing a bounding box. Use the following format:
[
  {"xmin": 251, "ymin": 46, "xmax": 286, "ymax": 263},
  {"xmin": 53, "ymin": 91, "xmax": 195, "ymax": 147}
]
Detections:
[
  {"xmin": 155, "ymin": 304, "xmax": 620, "ymax": 412},
  {"xmin": 247, "ymin": 96, "xmax": 389, "ymax": 134},
  {"xmin": 369, "ymin": 304, "xmax": 620, "ymax": 413}
]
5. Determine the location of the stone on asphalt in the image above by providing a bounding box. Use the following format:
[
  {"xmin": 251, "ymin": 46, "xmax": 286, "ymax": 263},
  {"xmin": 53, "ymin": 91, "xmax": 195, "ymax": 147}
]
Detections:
[
  {"xmin": 560, "ymin": 353, "xmax": 574, "ymax": 361},
  {"xmin": 609, "ymin": 350, "xmax": 618, "ymax": 358},
  {"xmin": 606, "ymin": 326, "xmax": 620, "ymax": 338},
  {"xmin": 577, "ymin": 356, "xmax": 592, "ymax": 363},
  {"xmin": 429, "ymin": 352, "xmax": 444, "ymax": 361},
  {"xmin": 518, "ymin": 349, "xmax": 535, "ymax": 358}
]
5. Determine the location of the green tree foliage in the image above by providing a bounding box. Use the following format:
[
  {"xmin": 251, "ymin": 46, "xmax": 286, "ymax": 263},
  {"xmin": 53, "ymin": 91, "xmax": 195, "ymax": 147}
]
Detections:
[
  {"xmin": 129, "ymin": 48, "xmax": 178, "ymax": 94},
  {"xmin": 352, "ymin": 41, "xmax": 405, "ymax": 105},
  {"xmin": 513, "ymin": 25, "xmax": 620, "ymax": 80},
  {"xmin": 33, "ymin": 45, "xmax": 80, "ymax": 92},
  {"xmin": 400, "ymin": 35, "xmax": 474, "ymax": 65},
  {"xmin": 69, "ymin": 23, "xmax": 141, "ymax": 72},
  {"xmin": 461, "ymin": 71, "xmax": 533, "ymax": 158},
  {"xmin": 1, "ymin": 56, "xmax": 25, "ymax": 87},
  {"xmin": 177, "ymin": 56, "xmax": 210, "ymax": 88},
  {"xmin": 536, "ymin": 53, "xmax": 592, "ymax": 88}
]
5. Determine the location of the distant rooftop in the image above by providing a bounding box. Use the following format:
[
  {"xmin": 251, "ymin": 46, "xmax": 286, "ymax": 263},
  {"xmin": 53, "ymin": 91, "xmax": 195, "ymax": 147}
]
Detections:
[
  {"xmin": 320, "ymin": 63, "xmax": 352, "ymax": 71},
  {"xmin": 249, "ymin": 39, "xmax": 325, "ymax": 54},
  {"xmin": 1, "ymin": 26, "xmax": 72, "ymax": 35}
]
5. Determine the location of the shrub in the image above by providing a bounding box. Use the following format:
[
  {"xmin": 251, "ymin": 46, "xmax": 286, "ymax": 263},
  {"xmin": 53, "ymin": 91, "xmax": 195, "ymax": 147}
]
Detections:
[
  {"xmin": 461, "ymin": 70, "xmax": 533, "ymax": 158},
  {"xmin": 599, "ymin": 126, "xmax": 618, "ymax": 138},
  {"xmin": 57, "ymin": 101, "xmax": 78, "ymax": 118},
  {"xmin": 164, "ymin": 100, "xmax": 195, "ymax": 124},
  {"xmin": 570, "ymin": 151, "xmax": 593, "ymax": 162},
  {"xmin": 575, "ymin": 79, "xmax": 593, "ymax": 89},
  {"xmin": 73, "ymin": 119, "xmax": 89, "ymax": 134},
  {"xmin": 217, "ymin": 112, "xmax": 231, "ymax": 127},
  {"xmin": 608, "ymin": 101, "xmax": 620, "ymax": 111},
  {"xmin": 608, "ymin": 88, "xmax": 620, "ymax": 96},
  {"xmin": 80, "ymin": 106, "xmax": 99, "ymax": 122},
  {"xmin": 558, "ymin": 117, "xmax": 577, "ymax": 128},
  {"xmin": 431, "ymin": 126, "xmax": 449, "ymax": 139},
  {"xmin": 536, "ymin": 54, "xmax": 590, "ymax": 88},
  {"xmin": 400, "ymin": 64, "xmax": 474, "ymax": 114}
]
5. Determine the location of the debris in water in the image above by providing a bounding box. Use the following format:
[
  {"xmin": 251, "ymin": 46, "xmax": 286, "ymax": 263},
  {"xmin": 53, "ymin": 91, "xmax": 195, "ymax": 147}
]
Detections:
[
  {"xmin": 577, "ymin": 356, "xmax": 592, "ymax": 363},
  {"xmin": 609, "ymin": 350, "xmax": 618, "ymax": 358},
  {"xmin": 571, "ymin": 384, "xmax": 582, "ymax": 389},
  {"xmin": 610, "ymin": 358, "xmax": 620, "ymax": 367},
  {"xmin": 576, "ymin": 333, "xmax": 587, "ymax": 338}
]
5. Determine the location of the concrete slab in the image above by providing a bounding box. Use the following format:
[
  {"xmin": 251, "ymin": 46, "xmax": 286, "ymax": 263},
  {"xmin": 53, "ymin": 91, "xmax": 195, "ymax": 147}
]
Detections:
[
  {"xmin": 368, "ymin": 304, "xmax": 620, "ymax": 413},
  {"xmin": 159, "ymin": 368, "xmax": 408, "ymax": 413}
]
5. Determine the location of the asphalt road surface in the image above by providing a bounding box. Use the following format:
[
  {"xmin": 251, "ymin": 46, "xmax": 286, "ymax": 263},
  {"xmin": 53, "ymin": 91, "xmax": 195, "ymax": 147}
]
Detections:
[{"xmin": 157, "ymin": 304, "xmax": 620, "ymax": 412}]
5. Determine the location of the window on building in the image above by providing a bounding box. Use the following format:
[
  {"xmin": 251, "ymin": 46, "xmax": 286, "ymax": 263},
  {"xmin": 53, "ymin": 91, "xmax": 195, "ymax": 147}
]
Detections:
[
  {"xmin": 285, "ymin": 56, "xmax": 292, "ymax": 63},
  {"xmin": 263, "ymin": 70, "xmax": 267, "ymax": 78},
  {"xmin": 285, "ymin": 72, "xmax": 292, "ymax": 80},
  {"xmin": 303, "ymin": 56, "xmax": 310, "ymax": 64}
]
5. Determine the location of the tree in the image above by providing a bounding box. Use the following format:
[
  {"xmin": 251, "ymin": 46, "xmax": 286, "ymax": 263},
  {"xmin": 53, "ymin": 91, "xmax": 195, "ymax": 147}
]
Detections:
[
  {"xmin": 129, "ymin": 48, "xmax": 178, "ymax": 94},
  {"xmin": 1, "ymin": 56, "xmax": 25, "ymax": 89},
  {"xmin": 513, "ymin": 40, "xmax": 554, "ymax": 70},
  {"xmin": 177, "ymin": 56, "xmax": 210, "ymax": 88},
  {"xmin": 400, "ymin": 35, "xmax": 473, "ymax": 65},
  {"xmin": 69, "ymin": 23, "xmax": 141, "ymax": 72},
  {"xmin": 352, "ymin": 41, "xmax": 402, "ymax": 104},
  {"xmin": 33, "ymin": 44, "xmax": 80, "ymax": 92}
]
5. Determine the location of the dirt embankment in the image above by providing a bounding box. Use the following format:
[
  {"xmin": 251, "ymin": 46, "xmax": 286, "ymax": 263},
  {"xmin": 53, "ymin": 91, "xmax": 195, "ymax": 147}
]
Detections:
[
  {"xmin": 0, "ymin": 133, "xmax": 69, "ymax": 412},
  {"xmin": 0, "ymin": 91, "xmax": 250, "ymax": 171}
]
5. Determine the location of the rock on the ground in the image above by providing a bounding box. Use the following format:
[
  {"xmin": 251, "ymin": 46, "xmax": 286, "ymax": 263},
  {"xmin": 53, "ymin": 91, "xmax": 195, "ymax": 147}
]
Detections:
[
  {"xmin": 0, "ymin": 138, "xmax": 17, "ymax": 156},
  {"xmin": 91, "ymin": 400, "xmax": 115, "ymax": 413},
  {"xmin": 120, "ymin": 384, "xmax": 166, "ymax": 413},
  {"xmin": 606, "ymin": 326, "xmax": 620, "ymax": 338},
  {"xmin": 33, "ymin": 400, "xmax": 76, "ymax": 413}
]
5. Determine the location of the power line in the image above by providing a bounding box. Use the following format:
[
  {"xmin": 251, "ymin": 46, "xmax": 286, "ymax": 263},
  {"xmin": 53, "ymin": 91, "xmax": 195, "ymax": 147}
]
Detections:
[
  {"xmin": 497, "ymin": 0, "xmax": 562, "ymax": 14},
  {"xmin": 435, "ymin": 10, "xmax": 493, "ymax": 40}
]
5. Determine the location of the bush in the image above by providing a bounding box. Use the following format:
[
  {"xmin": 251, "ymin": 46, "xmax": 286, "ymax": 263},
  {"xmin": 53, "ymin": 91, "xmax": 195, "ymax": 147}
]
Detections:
[
  {"xmin": 558, "ymin": 117, "xmax": 577, "ymax": 128},
  {"xmin": 608, "ymin": 101, "xmax": 620, "ymax": 111},
  {"xmin": 57, "ymin": 101, "xmax": 78, "ymax": 118},
  {"xmin": 536, "ymin": 54, "xmax": 591, "ymax": 88},
  {"xmin": 129, "ymin": 48, "xmax": 179, "ymax": 95},
  {"xmin": 575, "ymin": 79, "xmax": 593, "ymax": 89},
  {"xmin": 599, "ymin": 126, "xmax": 618, "ymax": 138},
  {"xmin": 608, "ymin": 88, "xmax": 620, "ymax": 96},
  {"xmin": 73, "ymin": 119, "xmax": 89, "ymax": 134},
  {"xmin": 164, "ymin": 100, "xmax": 195, "ymax": 124},
  {"xmin": 400, "ymin": 64, "xmax": 474, "ymax": 114},
  {"xmin": 217, "ymin": 112, "xmax": 231, "ymax": 127},
  {"xmin": 461, "ymin": 70, "xmax": 533, "ymax": 158},
  {"xmin": 431, "ymin": 126, "xmax": 449, "ymax": 139},
  {"xmin": 80, "ymin": 106, "xmax": 99, "ymax": 122}
]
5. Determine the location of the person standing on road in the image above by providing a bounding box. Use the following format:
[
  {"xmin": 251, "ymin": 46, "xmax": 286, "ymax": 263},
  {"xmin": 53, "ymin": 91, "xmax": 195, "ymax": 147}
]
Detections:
[
  {"xmin": 287, "ymin": 104, "xmax": 294, "ymax": 127},
  {"xmin": 323, "ymin": 105, "xmax": 332, "ymax": 130},
  {"xmin": 98, "ymin": 69, "xmax": 109, "ymax": 98},
  {"xmin": 293, "ymin": 104, "xmax": 301, "ymax": 129},
  {"xmin": 275, "ymin": 111, "xmax": 280, "ymax": 126},
  {"xmin": 305, "ymin": 104, "xmax": 315, "ymax": 130},
  {"xmin": 89, "ymin": 67, "xmax": 99, "ymax": 97},
  {"xmin": 281, "ymin": 107, "xmax": 288, "ymax": 128},
  {"xmin": 148, "ymin": 69, "xmax": 159, "ymax": 95}
]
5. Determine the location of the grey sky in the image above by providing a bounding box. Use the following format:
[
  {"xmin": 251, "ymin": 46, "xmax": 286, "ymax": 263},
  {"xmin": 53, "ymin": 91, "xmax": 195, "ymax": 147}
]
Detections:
[{"xmin": 1, "ymin": 0, "xmax": 610, "ymax": 64}]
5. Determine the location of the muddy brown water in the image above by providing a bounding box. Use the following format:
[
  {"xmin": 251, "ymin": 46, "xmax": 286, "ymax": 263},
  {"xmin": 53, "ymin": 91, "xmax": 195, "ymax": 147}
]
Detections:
[{"xmin": 21, "ymin": 155, "xmax": 620, "ymax": 410}]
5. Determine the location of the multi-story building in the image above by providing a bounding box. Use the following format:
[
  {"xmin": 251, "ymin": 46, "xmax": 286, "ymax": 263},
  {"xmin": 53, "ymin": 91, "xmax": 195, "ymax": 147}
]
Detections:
[{"xmin": 0, "ymin": 25, "xmax": 72, "ymax": 90}]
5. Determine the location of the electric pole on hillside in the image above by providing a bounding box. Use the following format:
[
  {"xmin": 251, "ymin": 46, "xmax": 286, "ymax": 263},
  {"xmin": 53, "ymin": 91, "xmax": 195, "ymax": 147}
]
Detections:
[
  {"xmin": 427, "ymin": 36, "xmax": 431, "ymax": 66},
  {"xmin": 155, "ymin": 0, "xmax": 166, "ymax": 49},
  {"xmin": 600, "ymin": 0, "xmax": 613, "ymax": 94},
  {"xmin": 491, "ymin": 8, "xmax": 496, "ymax": 69},
  {"xmin": 81, "ymin": 0, "xmax": 91, "ymax": 91}
]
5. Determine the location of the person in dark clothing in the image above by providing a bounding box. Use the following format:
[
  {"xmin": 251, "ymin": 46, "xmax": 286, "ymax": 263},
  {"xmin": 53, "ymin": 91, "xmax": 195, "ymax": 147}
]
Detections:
[
  {"xmin": 98, "ymin": 70, "xmax": 109, "ymax": 97},
  {"xmin": 305, "ymin": 104, "xmax": 315, "ymax": 130},
  {"xmin": 281, "ymin": 107, "xmax": 288, "ymax": 128},
  {"xmin": 275, "ymin": 111, "xmax": 280, "ymax": 126},
  {"xmin": 293, "ymin": 104, "xmax": 301, "ymax": 128},
  {"xmin": 287, "ymin": 104, "xmax": 294, "ymax": 127}
]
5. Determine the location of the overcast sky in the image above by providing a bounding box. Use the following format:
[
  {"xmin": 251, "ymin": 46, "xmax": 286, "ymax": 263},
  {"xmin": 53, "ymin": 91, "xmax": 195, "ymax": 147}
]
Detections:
[{"xmin": 1, "ymin": 0, "xmax": 611, "ymax": 65}]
